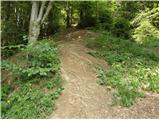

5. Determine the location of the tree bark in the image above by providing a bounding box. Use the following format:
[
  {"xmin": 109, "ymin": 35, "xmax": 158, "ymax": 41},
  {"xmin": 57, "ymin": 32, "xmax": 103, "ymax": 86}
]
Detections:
[
  {"xmin": 29, "ymin": 21, "xmax": 40, "ymax": 43},
  {"xmin": 29, "ymin": 1, "xmax": 53, "ymax": 44},
  {"xmin": 41, "ymin": 1, "xmax": 53, "ymax": 23},
  {"xmin": 66, "ymin": 1, "xmax": 70, "ymax": 28},
  {"xmin": 37, "ymin": 1, "xmax": 46, "ymax": 22}
]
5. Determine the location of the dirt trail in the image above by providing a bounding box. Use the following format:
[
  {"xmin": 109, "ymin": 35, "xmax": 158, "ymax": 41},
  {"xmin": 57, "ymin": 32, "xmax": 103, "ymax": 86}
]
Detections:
[{"xmin": 49, "ymin": 30, "xmax": 159, "ymax": 119}]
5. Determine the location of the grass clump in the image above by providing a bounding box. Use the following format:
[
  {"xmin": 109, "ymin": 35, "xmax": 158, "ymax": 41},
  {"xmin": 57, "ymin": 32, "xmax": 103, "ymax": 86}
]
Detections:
[
  {"xmin": 87, "ymin": 32, "xmax": 158, "ymax": 107},
  {"xmin": 1, "ymin": 39, "xmax": 64, "ymax": 118}
]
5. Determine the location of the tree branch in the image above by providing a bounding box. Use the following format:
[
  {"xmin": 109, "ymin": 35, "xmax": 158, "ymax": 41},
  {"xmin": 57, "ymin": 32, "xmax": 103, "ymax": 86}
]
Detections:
[
  {"xmin": 30, "ymin": 1, "xmax": 37, "ymax": 21},
  {"xmin": 41, "ymin": 1, "xmax": 53, "ymax": 24},
  {"xmin": 37, "ymin": 1, "xmax": 46, "ymax": 22},
  {"xmin": 34, "ymin": 1, "xmax": 39, "ymax": 20}
]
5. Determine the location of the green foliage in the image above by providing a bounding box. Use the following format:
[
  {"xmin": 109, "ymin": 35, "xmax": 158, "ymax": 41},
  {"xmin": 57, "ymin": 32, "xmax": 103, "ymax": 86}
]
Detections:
[
  {"xmin": 131, "ymin": 7, "xmax": 158, "ymax": 28},
  {"xmin": 2, "ymin": 1, "xmax": 158, "ymax": 58},
  {"xmin": 142, "ymin": 36, "xmax": 159, "ymax": 48},
  {"xmin": 23, "ymin": 41, "xmax": 59, "ymax": 79},
  {"xmin": 80, "ymin": 16, "xmax": 98, "ymax": 28},
  {"xmin": 98, "ymin": 10, "xmax": 113, "ymax": 31},
  {"xmin": 96, "ymin": 67, "xmax": 106, "ymax": 85},
  {"xmin": 132, "ymin": 20, "xmax": 158, "ymax": 44},
  {"xmin": 1, "ymin": 84, "xmax": 14, "ymax": 101},
  {"xmin": 1, "ymin": 83, "xmax": 64, "ymax": 119},
  {"xmin": 87, "ymin": 32, "xmax": 158, "ymax": 107},
  {"xmin": 96, "ymin": 66, "xmax": 144, "ymax": 107},
  {"xmin": 45, "ymin": 73, "xmax": 62, "ymax": 90},
  {"xmin": 1, "ymin": 1, "xmax": 30, "ymax": 50},
  {"xmin": 131, "ymin": 7, "xmax": 158, "ymax": 45},
  {"xmin": 1, "ymin": 40, "xmax": 63, "ymax": 118},
  {"xmin": 112, "ymin": 17, "xmax": 130, "ymax": 39},
  {"xmin": 2, "ymin": 41, "xmax": 60, "ymax": 80},
  {"xmin": 78, "ymin": 1, "xmax": 98, "ymax": 28},
  {"xmin": 116, "ymin": 1, "xmax": 140, "ymax": 20},
  {"xmin": 28, "ymin": 41, "xmax": 59, "ymax": 67},
  {"xmin": 1, "ymin": 44, "xmax": 26, "ymax": 58}
]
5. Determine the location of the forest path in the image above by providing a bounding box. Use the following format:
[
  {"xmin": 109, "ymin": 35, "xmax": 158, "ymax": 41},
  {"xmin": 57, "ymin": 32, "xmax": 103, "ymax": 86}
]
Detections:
[{"xmin": 49, "ymin": 29, "xmax": 159, "ymax": 119}]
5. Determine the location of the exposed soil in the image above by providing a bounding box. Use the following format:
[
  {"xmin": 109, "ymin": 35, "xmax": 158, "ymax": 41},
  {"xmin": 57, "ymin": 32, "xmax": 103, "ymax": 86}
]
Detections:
[{"xmin": 49, "ymin": 30, "xmax": 159, "ymax": 119}]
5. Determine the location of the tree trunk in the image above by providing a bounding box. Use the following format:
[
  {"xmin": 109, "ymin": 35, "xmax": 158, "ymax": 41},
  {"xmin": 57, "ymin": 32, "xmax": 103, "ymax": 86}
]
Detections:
[
  {"xmin": 29, "ymin": 21, "xmax": 40, "ymax": 43},
  {"xmin": 70, "ymin": 3, "xmax": 73, "ymax": 26},
  {"xmin": 28, "ymin": 1, "xmax": 53, "ymax": 44},
  {"xmin": 66, "ymin": 1, "xmax": 70, "ymax": 28}
]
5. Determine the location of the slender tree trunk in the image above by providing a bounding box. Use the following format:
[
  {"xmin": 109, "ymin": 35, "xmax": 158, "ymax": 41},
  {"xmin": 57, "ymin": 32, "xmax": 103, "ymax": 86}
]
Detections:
[
  {"xmin": 96, "ymin": 1, "xmax": 98, "ymax": 20},
  {"xmin": 66, "ymin": 1, "xmax": 70, "ymax": 28},
  {"xmin": 70, "ymin": 3, "xmax": 73, "ymax": 26}
]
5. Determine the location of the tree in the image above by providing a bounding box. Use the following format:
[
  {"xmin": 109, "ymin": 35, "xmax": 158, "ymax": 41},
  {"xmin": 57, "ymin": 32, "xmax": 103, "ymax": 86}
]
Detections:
[
  {"xmin": 66, "ymin": 1, "xmax": 71, "ymax": 28},
  {"xmin": 78, "ymin": 1, "xmax": 97, "ymax": 28},
  {"xmin": 1, "ymin": 1, "xmax": 31, "ymax": 47},
  {"xmin": 29, "ymin": 1, "xmax": 53, "ymax": 44}
]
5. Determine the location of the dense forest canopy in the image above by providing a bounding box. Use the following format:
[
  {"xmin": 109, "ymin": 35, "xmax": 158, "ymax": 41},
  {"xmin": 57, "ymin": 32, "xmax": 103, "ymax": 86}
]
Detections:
[{"xmin": 1, "ymin": 1, "xmax": 158, "ymax": 51}]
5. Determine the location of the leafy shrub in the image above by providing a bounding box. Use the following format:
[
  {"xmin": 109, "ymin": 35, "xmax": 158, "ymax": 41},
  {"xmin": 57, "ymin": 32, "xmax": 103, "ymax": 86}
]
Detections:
[
  {"xmin": 26, "ymin": 41, "xmax": 59, "ymax": 77},
  {"xmin": 79, "ymin": 16, "xmax": 98, "ymax": 28},
  {"xmin": 78, "ymin": 1, "xmax": 98, "ymax": 28},
  {"xmin": 1, "ymin": 44, "xmax": 26, "ymax": 58},
  {"xmin": 132, "ymin": 20, "xmax": 158, "ymax": 44},
  {"xmin": 2, "ymin": 40, "xmax": 60, "ymax": 80},
  {"xmin": 44, "ymin": 73, "xmax": 62, "ymax": 90},
  {"xmin": 1, "ymin": 40, "xmax": 63, "ymax": 118},
  {"xmin": 112, "ymin": 17, "xmax": 130, "ymax": 39},
  {"xmin": 131, "ymin": 7, "xmax": 158, "ymax": 45},
  {"xmin": 27, "ymin": 41, "xmax": 59, "ymax": 67},
  {"xmin": 98, "ymin": 10, "xmax": 113, "ymax": 30}
]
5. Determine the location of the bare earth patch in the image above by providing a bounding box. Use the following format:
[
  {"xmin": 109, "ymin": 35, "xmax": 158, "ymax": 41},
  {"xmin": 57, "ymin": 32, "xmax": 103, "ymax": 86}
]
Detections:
[{"xmin": 49, "ymin": 30, "xmax": 159, "ymax": 119}]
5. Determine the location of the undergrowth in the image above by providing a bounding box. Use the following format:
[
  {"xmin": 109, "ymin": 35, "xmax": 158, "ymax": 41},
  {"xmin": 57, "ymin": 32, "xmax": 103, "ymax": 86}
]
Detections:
[
  {"xmin": 1, "ymin": 39, "xmax": 64, "ymax": 118},
  {"xmin": 87, "ymin": 32, "xmax": 158, "ymax": 107}
]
